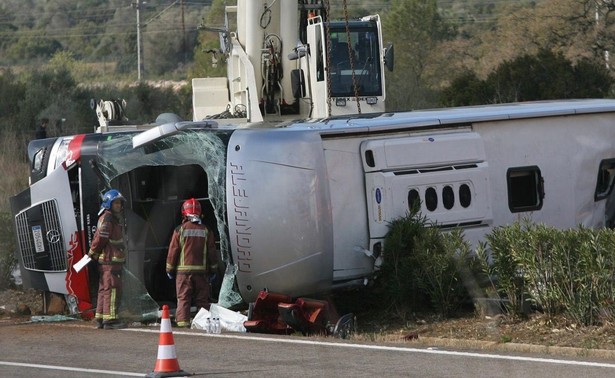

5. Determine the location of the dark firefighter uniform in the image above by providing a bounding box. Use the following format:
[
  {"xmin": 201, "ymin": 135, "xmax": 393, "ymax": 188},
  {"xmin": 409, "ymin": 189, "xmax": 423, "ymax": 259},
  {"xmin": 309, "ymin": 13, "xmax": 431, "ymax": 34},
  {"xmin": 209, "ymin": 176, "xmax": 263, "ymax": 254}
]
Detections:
[
  {"xmin": 88, "ymin": 209, "xmax": 125, "ymax": 326},
  {"xmin": 166, "ymin": 219, "xmax": 217, "ymax": 327}
]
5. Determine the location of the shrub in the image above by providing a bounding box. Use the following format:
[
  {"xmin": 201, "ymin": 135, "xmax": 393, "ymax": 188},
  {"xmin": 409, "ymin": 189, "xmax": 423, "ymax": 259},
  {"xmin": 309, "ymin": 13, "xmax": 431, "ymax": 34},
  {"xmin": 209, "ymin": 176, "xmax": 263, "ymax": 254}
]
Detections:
[
  {"xmin": 378, "ymin": 210, "xmax": 430, "ymax": 316},
  {"xmin": 478, "ymin": 220, "xmax": 615, "ymax": 326},
  {"xmin": 413, "ymin": 227, "xmax": 474, "ymax": 317},
  {"xmin": 379, "ymin": 210, "xmax": 475, "ymax": 318},
  {"xmin": 476, "ymin": 221, "xmax": 531, "ymax": 317}
]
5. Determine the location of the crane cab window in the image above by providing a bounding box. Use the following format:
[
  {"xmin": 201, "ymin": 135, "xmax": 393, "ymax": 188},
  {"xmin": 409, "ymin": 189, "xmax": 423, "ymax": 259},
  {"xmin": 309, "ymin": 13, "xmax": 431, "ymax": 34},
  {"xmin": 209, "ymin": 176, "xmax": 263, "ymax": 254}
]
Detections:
[{"xmin": 328, "ymin": 23, "xmax": 382, "ymax": 97}]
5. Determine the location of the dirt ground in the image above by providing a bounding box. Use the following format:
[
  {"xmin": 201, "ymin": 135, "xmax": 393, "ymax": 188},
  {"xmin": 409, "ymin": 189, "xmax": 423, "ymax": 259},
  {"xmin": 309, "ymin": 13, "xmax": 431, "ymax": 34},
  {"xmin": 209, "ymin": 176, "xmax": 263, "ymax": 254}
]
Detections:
[
  {"xmin": 2, "ymin": 288, "xmax": 615, "ymax": 352},
  {"xmin": 357, "ymin": 310, "xmax": 615, "ymax": 351},
  {"xmin": 0, "ymin": 288, "xmax": 45, "ymax": 317}
]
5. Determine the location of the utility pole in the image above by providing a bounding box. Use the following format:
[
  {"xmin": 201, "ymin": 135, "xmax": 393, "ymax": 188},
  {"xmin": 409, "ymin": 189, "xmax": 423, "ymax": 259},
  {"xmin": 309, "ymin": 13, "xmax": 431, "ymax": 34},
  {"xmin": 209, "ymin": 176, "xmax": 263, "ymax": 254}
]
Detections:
[
  {"xmin": 181, "ymin": 0, "xmax": 186, "ymax": 63},
  {"xmin": 595, "ymin": 1, "xmax": 610, "ymax": 70},
  {"xmin": 133, "ymin": 0, "xmax": 144, "ymax": 80}
]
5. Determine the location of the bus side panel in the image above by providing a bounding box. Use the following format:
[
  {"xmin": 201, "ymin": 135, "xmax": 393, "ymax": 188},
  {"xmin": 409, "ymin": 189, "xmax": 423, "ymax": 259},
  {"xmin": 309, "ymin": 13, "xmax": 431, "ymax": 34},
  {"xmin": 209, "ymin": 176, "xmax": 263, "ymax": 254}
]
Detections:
[{"xmin": 227, "ymin": 130, "xmax": 334, "ymax": 303}]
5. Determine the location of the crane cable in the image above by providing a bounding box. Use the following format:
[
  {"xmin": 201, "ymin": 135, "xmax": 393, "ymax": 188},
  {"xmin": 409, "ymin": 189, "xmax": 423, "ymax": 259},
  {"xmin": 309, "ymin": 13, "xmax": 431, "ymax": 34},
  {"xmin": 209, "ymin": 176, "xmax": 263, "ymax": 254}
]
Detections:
[
  {"xmin": 342, "ymin": 0, "xmax": 361, "ymax": 114},
  {"xmin": 324, "ymin": 0, "xmax": 332, "ymax": 117}
]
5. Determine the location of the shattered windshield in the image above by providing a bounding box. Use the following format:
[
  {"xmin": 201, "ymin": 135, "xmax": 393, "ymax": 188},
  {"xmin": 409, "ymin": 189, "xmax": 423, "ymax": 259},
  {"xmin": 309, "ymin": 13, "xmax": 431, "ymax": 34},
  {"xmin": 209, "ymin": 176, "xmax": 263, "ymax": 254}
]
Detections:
[
  {"xmin": 91, "ymin": 128, "xmax": 239, "ymax": 317},
  {"xmin": 97, "ymin": 128, "xmax": 230, "ymax": 257}
]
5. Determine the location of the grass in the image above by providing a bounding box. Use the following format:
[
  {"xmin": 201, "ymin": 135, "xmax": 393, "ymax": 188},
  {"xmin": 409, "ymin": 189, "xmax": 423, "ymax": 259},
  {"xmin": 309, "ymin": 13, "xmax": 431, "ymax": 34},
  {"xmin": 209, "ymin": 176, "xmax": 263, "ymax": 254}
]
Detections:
[
  {"xmin": 0, "ymin": 131, "xmax": 30, "ymax": 212},
  {"xmin": 0, "ymin": 131, "xmax": 29, "ymax": 289}
]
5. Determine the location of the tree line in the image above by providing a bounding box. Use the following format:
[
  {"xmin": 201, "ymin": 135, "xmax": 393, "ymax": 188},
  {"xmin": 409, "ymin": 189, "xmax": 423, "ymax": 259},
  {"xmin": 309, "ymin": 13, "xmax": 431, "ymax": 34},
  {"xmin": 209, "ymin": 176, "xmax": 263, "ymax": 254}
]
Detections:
[
  {"xmin": 0, "ymin": 0, "xmax": 213, "ymax": 77},
  {"xmin": 2, "ymin": 0, "xmax": 614, "ymax": 113},
  {"xmin": 1, "ymin": 0, "xmax": 614, "ymax": 146},
  {"xmin": 382, "ymin": 0, "xmax": 615, "ymax": 110}
]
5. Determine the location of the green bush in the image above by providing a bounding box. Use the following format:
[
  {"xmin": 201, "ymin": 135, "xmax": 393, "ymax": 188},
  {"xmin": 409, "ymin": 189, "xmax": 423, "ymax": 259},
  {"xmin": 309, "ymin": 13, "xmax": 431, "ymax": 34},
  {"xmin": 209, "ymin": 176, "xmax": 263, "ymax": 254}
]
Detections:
[
  {"xmin": 526, "ymin": 227, "xmax": 615, "ymax": 326},
  {"xmin": 478, "ymin": 220, "xmax": 615, "ymax": 326},
  {"xmin": 379, "ymin": 210, "xmax": 475, "ymax": 318},
  {"xmin": 380, "ymin": 214, "xmax": 615, "ymax": 326},
  {"xmin": 413, "ymin": 227, "xmax": 474, "ymax": 317},
  {"xmin": 378, "ymin": 210, "xmax": 427, "ymax": 315},
  {"xmin": 476, "ymin": 222, "xmax": 529, "ymax": 316}
]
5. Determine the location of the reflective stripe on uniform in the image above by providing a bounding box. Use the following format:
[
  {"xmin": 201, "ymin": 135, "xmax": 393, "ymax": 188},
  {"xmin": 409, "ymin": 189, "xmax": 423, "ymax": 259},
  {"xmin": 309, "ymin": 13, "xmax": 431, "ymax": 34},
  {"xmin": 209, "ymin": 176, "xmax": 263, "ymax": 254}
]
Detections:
[
  {"xmin": 176, "ymin": 226, "xmax": 208, "ymax": 272},
  {"xmin": 181, "ymin": 229, "xmax": 207, "ymax": 238}
]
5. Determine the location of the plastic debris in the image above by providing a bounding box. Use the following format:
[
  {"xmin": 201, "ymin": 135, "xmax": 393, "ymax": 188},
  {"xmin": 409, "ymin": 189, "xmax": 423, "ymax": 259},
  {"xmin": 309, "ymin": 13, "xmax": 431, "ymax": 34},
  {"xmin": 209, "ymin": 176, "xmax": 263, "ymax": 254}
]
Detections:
[{"xmin": 30, "ymin": 315, "xmax": 77, "ymax": 323}]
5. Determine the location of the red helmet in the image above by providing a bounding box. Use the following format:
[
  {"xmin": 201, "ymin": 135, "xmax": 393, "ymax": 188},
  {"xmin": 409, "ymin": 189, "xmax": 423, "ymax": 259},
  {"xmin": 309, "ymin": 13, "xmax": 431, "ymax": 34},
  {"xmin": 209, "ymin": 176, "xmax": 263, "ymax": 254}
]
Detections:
[{"xmin": 181, "ymin": 198, "xmax": 201, "ymax": 217}]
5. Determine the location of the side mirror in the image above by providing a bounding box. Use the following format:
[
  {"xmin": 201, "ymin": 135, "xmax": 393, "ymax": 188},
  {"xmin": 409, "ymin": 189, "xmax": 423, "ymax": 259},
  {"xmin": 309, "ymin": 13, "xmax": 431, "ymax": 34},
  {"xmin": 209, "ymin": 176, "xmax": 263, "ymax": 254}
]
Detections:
[
  {"xmin": 384, "ymin": 43, "xmax": 394, "ymax": 72},
  {"xmin": 288, "ymin": 45, "xmax": 307, "ymax": 61}
]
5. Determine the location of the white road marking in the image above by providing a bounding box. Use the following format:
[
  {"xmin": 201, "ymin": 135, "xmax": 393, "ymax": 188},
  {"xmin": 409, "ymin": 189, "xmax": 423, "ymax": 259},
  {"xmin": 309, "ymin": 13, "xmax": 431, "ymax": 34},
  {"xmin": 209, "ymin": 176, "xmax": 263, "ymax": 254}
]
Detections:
[
  {"xmin": 0, "ymin": 361, "xmax": 144, "ymax": 376},
  {"xmin": 4, "ymin": 328, "xmax": 614, "ymax": 375},
  {"xmin": 128, "ymin": 328, "xmax": 615, "ymax": 369}
]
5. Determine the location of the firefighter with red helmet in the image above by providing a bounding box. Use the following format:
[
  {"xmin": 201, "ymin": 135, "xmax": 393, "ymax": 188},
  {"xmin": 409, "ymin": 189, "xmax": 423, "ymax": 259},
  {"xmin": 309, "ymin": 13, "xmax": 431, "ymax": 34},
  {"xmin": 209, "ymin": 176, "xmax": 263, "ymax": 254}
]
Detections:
[
  {"xmin": 88, "ymin": 189, "xmax": 127, "ymax": 330},
  {"xmin": 166, "ymin": 198, "xmax": 218, "ymax": 328}
]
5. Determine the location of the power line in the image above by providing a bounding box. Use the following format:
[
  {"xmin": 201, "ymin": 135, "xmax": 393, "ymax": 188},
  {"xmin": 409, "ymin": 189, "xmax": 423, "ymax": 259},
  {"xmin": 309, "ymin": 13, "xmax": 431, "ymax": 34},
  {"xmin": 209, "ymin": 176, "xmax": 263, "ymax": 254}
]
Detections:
[
  {"xmin": 0, "ymin": 1, "xmax": 209, "ymax": 27},
  {"xmin": 0, "ymin": 24, "xmax": 202, "ymax": 39}
]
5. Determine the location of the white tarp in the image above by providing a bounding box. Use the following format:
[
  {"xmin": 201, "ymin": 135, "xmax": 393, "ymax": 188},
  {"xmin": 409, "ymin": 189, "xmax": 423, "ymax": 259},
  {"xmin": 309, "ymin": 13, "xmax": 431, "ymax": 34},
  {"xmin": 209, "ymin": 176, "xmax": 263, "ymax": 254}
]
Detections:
[{"xmin": 192, "ymin": 304, "xmax": 247, "ymax": 332}]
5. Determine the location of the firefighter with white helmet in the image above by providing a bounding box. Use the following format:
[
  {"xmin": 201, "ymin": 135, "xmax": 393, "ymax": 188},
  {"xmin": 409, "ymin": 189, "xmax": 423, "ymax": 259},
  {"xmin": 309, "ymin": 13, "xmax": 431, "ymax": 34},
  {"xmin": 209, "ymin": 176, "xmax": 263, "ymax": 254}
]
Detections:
[
  {"xmin": 166, "ymin": 198, "xmax": 217, "ymax": 327},
  {"xmin": 88, "ymin": 189, "xmax": 127, "ymax": 329}
]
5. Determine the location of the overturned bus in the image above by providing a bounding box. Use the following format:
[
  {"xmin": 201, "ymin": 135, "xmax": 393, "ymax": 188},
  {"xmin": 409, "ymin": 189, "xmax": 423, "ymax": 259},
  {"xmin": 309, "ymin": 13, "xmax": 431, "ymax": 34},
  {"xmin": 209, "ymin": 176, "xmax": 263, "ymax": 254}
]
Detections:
[{"xmin": 12, "ymin": 99, "xmax": 615, "ymax": 316}]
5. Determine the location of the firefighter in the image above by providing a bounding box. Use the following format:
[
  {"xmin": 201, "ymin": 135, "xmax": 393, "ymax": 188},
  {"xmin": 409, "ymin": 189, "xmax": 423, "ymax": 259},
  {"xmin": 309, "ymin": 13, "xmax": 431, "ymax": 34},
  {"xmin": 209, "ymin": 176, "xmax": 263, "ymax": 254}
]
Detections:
[
  {"xmin": 35, "ymin": 117, "xmax": 49, "ymax": 139},
  {"xmin": 166, "ymin": 198, "xmax": 218, "ymax": 328},
  {"xmin": 88, "ymin": 189, "xmax": 127, "ymax": 330}
]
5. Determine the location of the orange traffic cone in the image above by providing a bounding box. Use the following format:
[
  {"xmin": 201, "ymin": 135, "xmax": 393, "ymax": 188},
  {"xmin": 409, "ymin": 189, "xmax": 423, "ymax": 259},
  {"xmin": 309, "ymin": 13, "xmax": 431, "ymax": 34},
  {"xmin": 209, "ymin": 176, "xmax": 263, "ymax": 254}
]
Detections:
[{"xmin": 145, "ymin": 305, "xmax": 190, "ymax": 378}]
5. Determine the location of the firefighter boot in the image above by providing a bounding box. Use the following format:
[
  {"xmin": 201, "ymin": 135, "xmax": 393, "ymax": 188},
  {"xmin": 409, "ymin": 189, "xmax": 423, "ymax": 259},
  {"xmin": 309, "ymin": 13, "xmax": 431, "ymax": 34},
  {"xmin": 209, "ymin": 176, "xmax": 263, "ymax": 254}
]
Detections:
[{"xmin": 103, "ymin": 320, "xmax": 127, "ymax": 330}]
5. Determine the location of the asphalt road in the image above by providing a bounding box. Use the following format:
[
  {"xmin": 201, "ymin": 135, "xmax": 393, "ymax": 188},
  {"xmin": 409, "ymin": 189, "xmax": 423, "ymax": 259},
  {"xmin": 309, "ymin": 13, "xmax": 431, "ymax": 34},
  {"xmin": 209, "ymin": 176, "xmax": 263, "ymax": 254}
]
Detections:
[{"xmin": 2, "ymin": 321, "xmax": 615, "ymax": 377}]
